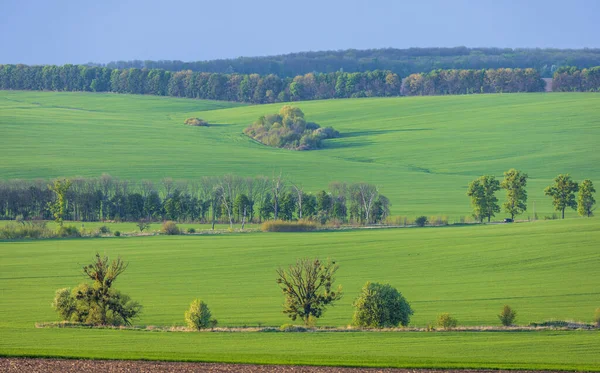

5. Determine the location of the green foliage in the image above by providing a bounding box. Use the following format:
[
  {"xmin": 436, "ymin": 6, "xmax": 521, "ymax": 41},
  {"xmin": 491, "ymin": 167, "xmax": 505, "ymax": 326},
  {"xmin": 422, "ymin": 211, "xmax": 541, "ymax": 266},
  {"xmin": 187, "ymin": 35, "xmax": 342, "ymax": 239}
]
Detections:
[
  {"xmin": 244, "ymin": 106, "xmax": 340, "ymax": 150},
  {"xmin": 136, "ymin": 220, "xmax": 150, "ymax": 232},
  {"xmin": 415, "ymin": 216, "xmax": 428, "ymax": 227},
  {"xmin": 498, "ymin": 305, "xmax": 517, "ymax": 326},
  {"xmin": 0, "ymin": 221, "xmax": 51, "ymax": 239},
  {"xmin": 352, "ymin": 282, "xmax": 413, "ymax": 328},
  {"xmin": 501, "ymin": 169, "xmax": 528, "ymax": 220},
  {"xmin": 594, "ymin": 308, "xmax": 600, "ymax": 327},
  {"xmin": 51, "ymin": 253, "xmax": 141, "ymax": 326},
  {"xmin": 184, "ymin": 117, "xmax": 209, "ymax": 126},
  {"xmin": 47, "ymin": 179, "xmax": 71, "ymax": 227},
  {"xmin": 184, "ymin": 299, "xmax": 215, "ymax": 330},
  {"xmin": 261, "ymin": 220, "xmax": 317, "ymax": 232},
  {"xmin": 577, "ymin": 180, "xmax": 596, "ymax": 217},
  {"xmin": 545, "ymin": 174, "xmax": 579, "ymax": 219},
  {"xmin": 114, "ymin": 231, "xmax": 121, "ymax": 237},
  {"xmin": 279, "ymin": 324, "xmax": 309, "ymax": 332},
  {"xmin": 56, "ymin": 225, "xmax": 81, "ymax": 238},
  {"xmin": 187, "ymin": 227, "xmax": 196, "ymax": 234},
  {"xmin": 467, "ymin": 175, "xmax": 500, "ymax": 222},
  {"xmin": 161, "ymin": 221, "xmax": 180, "ymax": 235},
  {"xmin": 276, "ymin": 258, "xmax": 342, "ymax": 325},
  {"xmin": 437, "ymin": 313, "xmax": 458, "ymax": 329},
  {"xmin": 98, "ymin": 225, "xmax": 111, "ymax": 234}
]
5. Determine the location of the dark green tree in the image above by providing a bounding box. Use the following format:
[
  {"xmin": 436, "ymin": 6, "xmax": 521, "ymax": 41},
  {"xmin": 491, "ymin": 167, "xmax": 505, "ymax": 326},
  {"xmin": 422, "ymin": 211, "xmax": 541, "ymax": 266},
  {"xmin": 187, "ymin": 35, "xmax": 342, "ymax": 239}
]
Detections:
[
  {"xmin": 500, "ymin": 169, "xmax": 528, "ymax": 220},
  {"xmin": 545, "ymin": 174, "xmax": 579, "ymax": 219},
  {"xmin": 467, "ymin": 176, "xmax": 500, "ymax": 222}
]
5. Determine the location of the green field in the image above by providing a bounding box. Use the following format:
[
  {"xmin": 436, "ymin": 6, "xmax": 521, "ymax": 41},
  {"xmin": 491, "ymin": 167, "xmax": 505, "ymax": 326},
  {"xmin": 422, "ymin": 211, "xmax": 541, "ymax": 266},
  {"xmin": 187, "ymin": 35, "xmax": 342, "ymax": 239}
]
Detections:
[
  {"xmin": 1, "ymin": 91, "xmax": 599, "ymax": 218},
  {"xmin": 1, "ymin": 219, "xmax": 599, "ymax": 369}
]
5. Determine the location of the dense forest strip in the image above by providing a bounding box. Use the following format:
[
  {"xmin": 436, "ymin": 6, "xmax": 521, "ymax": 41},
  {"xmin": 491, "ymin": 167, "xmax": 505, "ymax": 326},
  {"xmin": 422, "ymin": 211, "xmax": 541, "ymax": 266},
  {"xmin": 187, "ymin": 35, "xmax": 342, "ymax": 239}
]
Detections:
[
  {"xmin": 551, "ymin": 66, "xmax": 600, "ymax": 92},
  {"xmin": 102, "ymin": 47, "xmax": 600, "ymax": 78},
  {"xmin": 0, "ymin": 64, "xmax": 574, "ymax": 102}
]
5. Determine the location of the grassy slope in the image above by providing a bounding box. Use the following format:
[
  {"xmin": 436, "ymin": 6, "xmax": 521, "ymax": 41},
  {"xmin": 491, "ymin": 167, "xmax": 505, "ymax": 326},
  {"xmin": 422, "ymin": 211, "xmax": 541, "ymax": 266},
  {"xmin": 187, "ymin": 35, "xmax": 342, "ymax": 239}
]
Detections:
[
  {"xmin": 1, "ymin": 219, "xmax": 599, "ymax": 369},
  {"xmin": 1, "ymin": 91, "xmax": 599, "ymax": 218}
]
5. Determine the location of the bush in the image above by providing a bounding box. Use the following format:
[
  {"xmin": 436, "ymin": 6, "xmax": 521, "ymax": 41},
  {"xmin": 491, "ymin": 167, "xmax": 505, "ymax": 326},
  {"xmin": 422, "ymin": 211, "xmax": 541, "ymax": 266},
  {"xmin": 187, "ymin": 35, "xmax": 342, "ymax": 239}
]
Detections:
[
  {"xmin": 187, "ymin": 227, "xmax": 196, "ymax": 234},
  {"xmin": 184, "ymin": 299, "xmax": 215, "ymax": 330},
  {"xmin": 184, "ymin": 117, "xmax": 209, "ymax": 126},
  {"xmin": 498, "ymin": 305, "xmax": 517, "ymax": 326},
  {"xmin": 57, "ymin": 225, "xmax": 81, "ymax": 238},
  {"xmin": 595, "ymin": 308, "xmax": 600, "ymax": 327},
  {"xmin": 261, "ymin": 220, "xmax": 317, "ymax": 232},
  {"xmin": 279, "ymin": 324, "xmax": 309, "ymax": 332},
  {"xmin": 415, "ymin": 216, "xmax": 428, "ymax": 227},
  {"xmin": 161, "ymin": 221, "xmax": 180, "ymax": 235},
  {"xmin": 114, "ymin": 231, "xmax": 121, "ymax": 237},
  {"xmin": 352, "ymin": 282, "xmax": 413, "ymax": 328},
  {"xmin": 437, "ymin": 313, "xmax": 458, "ymax": 329},
  {"xmin": 98, "ymin": 225, "xmax": 111, "ymax": 234}
]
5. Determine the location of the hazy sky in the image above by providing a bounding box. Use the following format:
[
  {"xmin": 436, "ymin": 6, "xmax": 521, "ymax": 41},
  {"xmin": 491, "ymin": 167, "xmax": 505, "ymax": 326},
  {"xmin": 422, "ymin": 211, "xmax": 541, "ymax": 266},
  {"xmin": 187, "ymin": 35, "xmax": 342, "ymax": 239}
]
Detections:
[{"xmin": 1, "ymin": 0, "xmax": 599, "ymax": 65}]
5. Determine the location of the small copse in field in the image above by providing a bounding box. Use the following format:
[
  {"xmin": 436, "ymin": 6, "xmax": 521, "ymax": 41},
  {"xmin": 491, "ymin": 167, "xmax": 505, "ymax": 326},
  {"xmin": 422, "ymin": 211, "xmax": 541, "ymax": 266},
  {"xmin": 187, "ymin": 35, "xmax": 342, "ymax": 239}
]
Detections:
[
  {"xmin": 184, "ymin": 117, "xmax": 209, "ymax": 127},
  {"xmin": 244, "ymin": 106, "xmax": 339, "ymax": 150},
  {"xmin": 498, "ymin": 305, "xmax": 517, "ymax": 326}
]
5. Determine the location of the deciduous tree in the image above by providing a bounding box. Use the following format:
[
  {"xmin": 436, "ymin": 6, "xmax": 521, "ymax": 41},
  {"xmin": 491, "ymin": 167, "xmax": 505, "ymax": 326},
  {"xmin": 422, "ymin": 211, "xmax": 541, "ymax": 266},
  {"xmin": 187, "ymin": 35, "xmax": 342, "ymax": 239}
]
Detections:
[
  {"xmin": 501, "ymin": 169, "xmax": 528, "ymax": 220},
  {"xmin": 544, "ymin": 174, "xmax": 579, "ymax": 219},
  {"xmin": 467, "ymin": 176, "xmax": 500, "ymax": 222},
  {"xmin": 577, "ymin": 179, "xmax": 596, "ymax": 217}
]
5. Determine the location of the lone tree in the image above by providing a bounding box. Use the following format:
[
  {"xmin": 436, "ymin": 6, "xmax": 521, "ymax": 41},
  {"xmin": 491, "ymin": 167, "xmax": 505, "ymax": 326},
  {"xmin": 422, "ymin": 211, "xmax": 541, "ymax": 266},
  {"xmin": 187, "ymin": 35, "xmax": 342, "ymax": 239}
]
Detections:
[
  {"xmin": 352, "ymin": 282, "xmax": 414, "ymax": 328},
  {"xmin": 577, "ymin": 179, "xmax": 596, "ymax": 217},
  {"xmin": 498, "ymin": 305, "xmax": 517, "ymax": 326},
  {"xmin": 467, "ymin": 176, "xmax": 500, "ymax": 222},
  {"xmin": 184, "ymin": 299, "xmax": 217, "ymax": 330},
  {"xmin": 51, "ymin": 253, "xmax": 141, "ymax": 326},
  {"xmin": 544, "ymin": 174, "xmax": 579, "ymax": 219},
  {"xmin": 501, "ymin": 169, "xmax": 528, "ymax": 220},
  {"xmin": 47, "ymin": 179, "xmax": 71, "ymax": 227},
  {"xmin": 276, "ymin": 258, "xmax": 342, "ymax": 325}
]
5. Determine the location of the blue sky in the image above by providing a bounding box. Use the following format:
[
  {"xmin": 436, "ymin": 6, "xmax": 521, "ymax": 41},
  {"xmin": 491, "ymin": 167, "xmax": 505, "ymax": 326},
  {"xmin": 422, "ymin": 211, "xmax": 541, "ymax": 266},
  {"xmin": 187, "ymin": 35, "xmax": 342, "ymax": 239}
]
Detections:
[{"xmin": 1, "ymin": 0, "xmax": 599, "ymax": 65}]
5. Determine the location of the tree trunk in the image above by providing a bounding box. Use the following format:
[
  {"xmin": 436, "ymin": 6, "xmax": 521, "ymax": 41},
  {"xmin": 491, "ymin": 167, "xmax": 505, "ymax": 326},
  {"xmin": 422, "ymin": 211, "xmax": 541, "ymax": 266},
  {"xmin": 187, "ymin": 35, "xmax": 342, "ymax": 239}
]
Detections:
[{"xmin": 562, "ymin": 208, "xmax": 565, "ymax": 219}]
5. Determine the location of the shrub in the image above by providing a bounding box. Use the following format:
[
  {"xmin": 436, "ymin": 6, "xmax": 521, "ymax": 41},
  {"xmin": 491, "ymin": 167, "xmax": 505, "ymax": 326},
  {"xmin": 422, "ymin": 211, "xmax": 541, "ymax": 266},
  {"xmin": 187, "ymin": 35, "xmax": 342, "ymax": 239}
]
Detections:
[
  {"xmin": 136, "ymin": 220, "xmax": 150, "ymax": 232},
  {"xmin": 261, "ymin": 220, "xmax": 317, "ymax": 232},
  {"xmin": 415, "ymin": 216, "xmax": 428, "ymax": 227},
  {"xmin": 114, "ymin": 231, "xmax": 121, "ymax": 237},
  {"xmin": 595, "ymin": 308, "xmax": 600, "ymax": 327},
  {"xmin": 161, "ymin": 221, "xmax": 180, "ymax": 235},
  {"xmin": 98, "ymin": 225, "xmax": 111, "ymax": 234},
  {"xmin": 437, "ymin": 313, "xmax": 458, "ymax": 329},
  {"xmin": 57, "ymin": 225, "xmax": 81, "ymax": 238},
  {"xmin": 352, "ymin": 282, "xmax": 413, "ymax": 328},
  {"xmin": 498, "ymin": 305, "xmax": 517, "ymax": 326},
  {"xmin": 184, "ymin": 299, "xmax": 215, "ymax": 330},
  {"xmin": 279, "ymin": 324, "xmax": 309, "ymax": 332},
  {"xmin": 184, "ymin": 117, "xmax": 209, "ymax": 127},
  {"xmin": 187, "ymin": 227, "xmax": 196, "ymax": 234},
  {"xmin": 0, "ymin": 221, "xmax": 51, "ymax": 239}
]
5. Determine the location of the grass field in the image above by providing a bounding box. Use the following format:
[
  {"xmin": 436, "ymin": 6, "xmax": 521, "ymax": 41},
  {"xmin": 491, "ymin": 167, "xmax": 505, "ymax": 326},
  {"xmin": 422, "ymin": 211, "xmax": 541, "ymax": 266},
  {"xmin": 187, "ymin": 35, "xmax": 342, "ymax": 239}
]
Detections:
[
  {"xmin": 1, "ymin": 91, "xmax": 599, "ymax": 218},
  {"xmin": 1, "ymin": 219, "xmax": 599, "ymax": 369}
]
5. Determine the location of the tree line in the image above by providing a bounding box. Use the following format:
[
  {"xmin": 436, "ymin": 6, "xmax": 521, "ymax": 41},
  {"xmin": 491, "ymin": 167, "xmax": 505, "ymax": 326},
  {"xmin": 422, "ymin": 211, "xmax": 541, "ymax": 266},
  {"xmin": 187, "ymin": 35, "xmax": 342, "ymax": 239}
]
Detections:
[
  {"xmin": 0, "ymin": 175, "xmax": 390, "ymax": 226},
  {"xmin": 0, "ymin": 64, "xmax": 402, "ymax": 103},
  {"xmin": 468, "ymin": 169, "xmax": 596, "ymax": 222},
  {"xmin": 551, "ymin": 66, "xmax": 600, "ymax": 92},
  {"xmin": 102, "ymin": 47, "xmax": 600, "ymax": 78},
  {"xmin": 402, "ymin": 68, "xmax": 546, "ymax": 96}
]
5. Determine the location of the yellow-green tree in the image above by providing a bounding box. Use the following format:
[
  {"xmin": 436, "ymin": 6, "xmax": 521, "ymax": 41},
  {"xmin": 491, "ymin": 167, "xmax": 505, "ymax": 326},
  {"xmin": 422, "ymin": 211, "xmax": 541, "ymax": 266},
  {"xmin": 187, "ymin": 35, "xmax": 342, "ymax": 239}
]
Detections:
[
  {"xmin": 47, "ymin": 179, "xmax": 71, "ymax": 226},
  {"xmin": 545, "ymin": 174, "xmax": 579, "ymax": 219},
  {"xmin": 501, "ymin": 169, "xmax": 528, "ymax": 220},
  {"xmin": 577, "ymin": 180, "xmax": 596, "ymax": 217}
]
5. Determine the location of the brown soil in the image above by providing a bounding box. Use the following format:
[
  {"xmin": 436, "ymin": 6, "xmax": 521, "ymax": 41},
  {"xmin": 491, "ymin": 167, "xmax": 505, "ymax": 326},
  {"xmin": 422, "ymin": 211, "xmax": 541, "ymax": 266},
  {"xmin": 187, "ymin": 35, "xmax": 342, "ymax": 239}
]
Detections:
[{"xmin": 0, "ymin": 358, "xmax": 569, "ymax": 373}]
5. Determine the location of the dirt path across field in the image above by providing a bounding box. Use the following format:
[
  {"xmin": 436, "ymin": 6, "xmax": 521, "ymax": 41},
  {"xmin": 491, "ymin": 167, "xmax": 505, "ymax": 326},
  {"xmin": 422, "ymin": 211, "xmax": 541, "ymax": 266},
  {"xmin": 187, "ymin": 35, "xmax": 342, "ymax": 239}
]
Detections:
[{"xmin": 0, "ymin": 358, "xmax": 571, "ymax": 373}]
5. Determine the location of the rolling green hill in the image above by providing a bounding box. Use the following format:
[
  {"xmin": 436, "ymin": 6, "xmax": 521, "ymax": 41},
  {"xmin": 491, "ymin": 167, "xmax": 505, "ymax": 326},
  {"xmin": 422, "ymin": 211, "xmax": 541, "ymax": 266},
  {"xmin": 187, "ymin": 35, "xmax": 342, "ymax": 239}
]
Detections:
[
  {"xmin": 0, "ymin": 219, "xmax": 599, "ymax": 369},
  {"xmin": 1, "ymin": 91, "xmax": 598, "ymax": 218}
]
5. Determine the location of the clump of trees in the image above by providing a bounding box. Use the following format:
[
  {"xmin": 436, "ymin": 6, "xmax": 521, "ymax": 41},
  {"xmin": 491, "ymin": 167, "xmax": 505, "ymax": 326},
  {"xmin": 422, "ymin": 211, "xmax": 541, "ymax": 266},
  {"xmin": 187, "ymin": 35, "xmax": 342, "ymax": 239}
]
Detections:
[
  {"xmin": 51, "ymin": 253, "xmax": 142, "ymax": 326},
  {"xmin": 402, "ymin": 68, "xmax": 545, "ymax": 96},
  {"xmin": 244, "ymin": 106, "xmax": 339, "ymax": 150},
  {"xmin": 276, "ymin": 258, "xmax": 342, "ymax": 326},
  {"xmin": 352, "ymin": 282, "xmax": 413, "ymax": 328},
  {"xmin": 0, "ymin": 175, "xmax": 389, "ymax": 227},
  {"xmin": 552, "ymin": 66, "xmax": 600, "ymax": 92},
  {"xmin": 261, "ymin": 220, "xmax": 316, "ymax": 232},
  {"xmin": 184, "ymin": 118, "xmax": 208, "ymax": 127},
  {"xmin": 545, "ymin": 175, "xmax": 596, "ymax": 219}
]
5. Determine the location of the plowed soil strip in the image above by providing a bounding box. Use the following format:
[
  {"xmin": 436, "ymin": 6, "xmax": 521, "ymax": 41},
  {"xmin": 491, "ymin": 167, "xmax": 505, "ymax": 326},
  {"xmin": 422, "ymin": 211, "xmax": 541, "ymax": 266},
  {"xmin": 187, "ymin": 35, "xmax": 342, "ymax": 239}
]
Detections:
[{"xmin": 0, "ymin": 358, "xmax": 567, "ymax": 373}]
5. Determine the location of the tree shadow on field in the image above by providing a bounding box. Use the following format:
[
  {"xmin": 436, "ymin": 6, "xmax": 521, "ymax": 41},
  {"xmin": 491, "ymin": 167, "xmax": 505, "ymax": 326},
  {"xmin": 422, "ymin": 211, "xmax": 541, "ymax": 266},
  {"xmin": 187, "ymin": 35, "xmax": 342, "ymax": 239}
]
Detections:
[{"xmin": 341, "ymin": 128, "xmax": 432, "ymax": 138}]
